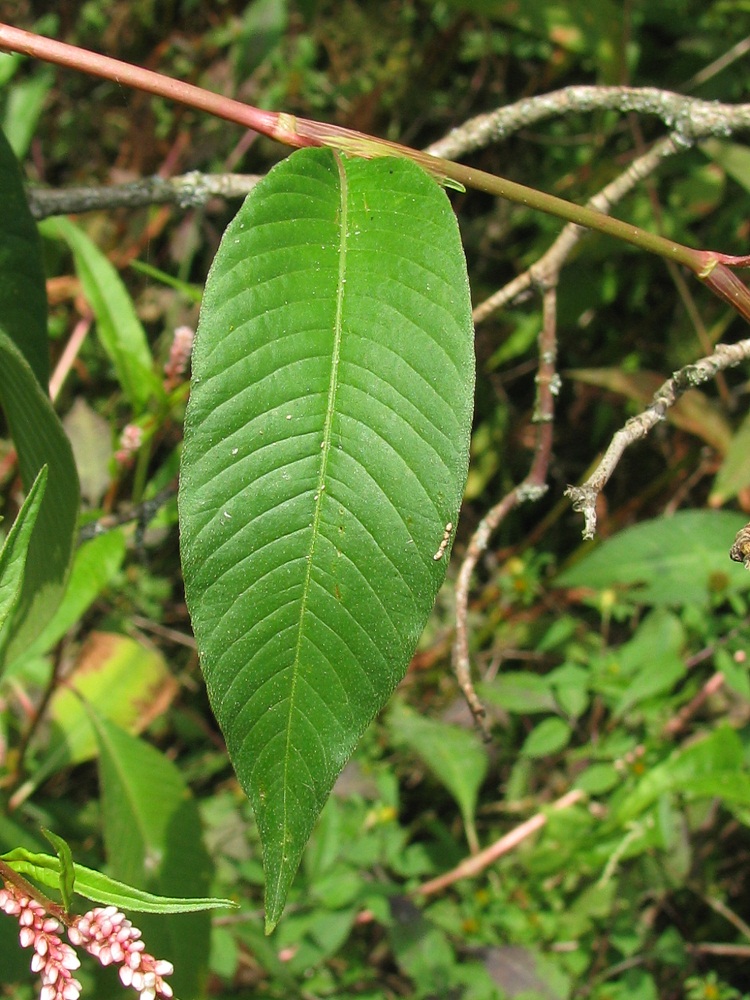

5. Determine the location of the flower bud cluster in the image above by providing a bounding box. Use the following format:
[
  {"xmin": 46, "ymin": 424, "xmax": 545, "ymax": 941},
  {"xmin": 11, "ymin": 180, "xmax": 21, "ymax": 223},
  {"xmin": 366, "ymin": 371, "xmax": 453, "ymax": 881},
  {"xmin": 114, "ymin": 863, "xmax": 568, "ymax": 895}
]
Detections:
[
  {"xmin": 163, "ymin": 324, "xmax": 194, "ymax": 390},
  {"xmin": 0, "ymin": 881, "xmax": 174, "ymax": 1000},
  {"xmin": 0, "ymin": 883, "xmax": 81, "ymax": 1000},
  {"xmin": 69, "ymin": 905, "xmax": 174, "ymax": 1000}
]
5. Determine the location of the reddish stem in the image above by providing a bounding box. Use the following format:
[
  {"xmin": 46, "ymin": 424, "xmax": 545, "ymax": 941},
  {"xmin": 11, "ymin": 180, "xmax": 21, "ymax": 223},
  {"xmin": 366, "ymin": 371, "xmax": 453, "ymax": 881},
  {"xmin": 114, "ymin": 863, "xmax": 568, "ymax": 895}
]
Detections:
[{"xmin": 2, "ymin": 21, "xmax": 750, "ymax": 322}]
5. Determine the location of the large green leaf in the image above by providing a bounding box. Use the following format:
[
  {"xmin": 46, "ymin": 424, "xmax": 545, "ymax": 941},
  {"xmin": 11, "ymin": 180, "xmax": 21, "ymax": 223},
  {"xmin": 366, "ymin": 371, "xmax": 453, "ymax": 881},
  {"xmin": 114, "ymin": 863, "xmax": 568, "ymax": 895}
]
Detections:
[
  {"xmin": 556, "ymin": 510, "xmax": 750, "ymax": 606},
  {"xmin": 179, "ymin": 147, "xmax": 475, "ymax": 928},
  {"xmin": 0, "ymin": 127, "xmax": 48, "ymax": 388},
  {"xmin": 0, "ymin": 328, "xmax": 79, "ymax": 663}
]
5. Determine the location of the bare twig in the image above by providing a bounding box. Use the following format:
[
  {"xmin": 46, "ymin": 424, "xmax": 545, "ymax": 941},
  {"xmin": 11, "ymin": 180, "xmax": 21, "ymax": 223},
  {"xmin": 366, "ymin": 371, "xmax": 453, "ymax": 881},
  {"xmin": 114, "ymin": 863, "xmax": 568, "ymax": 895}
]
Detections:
[
  {"xmin": 566, "ymin": 339, "xmax": 750, "ymax": 539},
  {"xmin": 691, "ymin": 943, "xmax": 750, "ymax": 958},
  {"xmin": 473, "ymin": 134, "xmax": 681, "ymax": 323},
  {"xmin": 662, "ymin": 672, "xmax": 726, "ymax": 738},
  {"xmin": 77, "ymin": 483, "xmax": 177, "ymax": 544},
  {"xmin": 453, "ymin": 286, "xmax": 558, "ymax": 726},
  {"xmin": 455, "ymin": 141, "xmax": 697, "ymax": 717},
  {"xmin": 27, "ymin": 172, "xmax": 262, "ymax": 220},
  {"xmin": 426, "ymin": 85, "xmax": 750, "ymax": 160},
  {"xmin": 416, "ymin": 789, "xmax": 585, "ymax": 896}
]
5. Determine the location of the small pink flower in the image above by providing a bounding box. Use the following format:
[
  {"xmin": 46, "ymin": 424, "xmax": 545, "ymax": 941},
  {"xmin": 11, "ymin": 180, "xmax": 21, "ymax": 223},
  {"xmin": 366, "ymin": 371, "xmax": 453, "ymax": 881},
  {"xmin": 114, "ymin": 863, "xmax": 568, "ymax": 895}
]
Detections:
[
  {"xmin": 0, "ymin": 883, "xmax": 82, "ymax": 1000},
  {"xmin": 114, "ymin": 423, "xmax": 144, "ymax": 465},
  {"xmin": 69, "ymin": 906, "xmax": 173, "ymax": 1000},
  {"xmin": 163, "ymin": 325, "xmax": 194, "ymax": 389}
]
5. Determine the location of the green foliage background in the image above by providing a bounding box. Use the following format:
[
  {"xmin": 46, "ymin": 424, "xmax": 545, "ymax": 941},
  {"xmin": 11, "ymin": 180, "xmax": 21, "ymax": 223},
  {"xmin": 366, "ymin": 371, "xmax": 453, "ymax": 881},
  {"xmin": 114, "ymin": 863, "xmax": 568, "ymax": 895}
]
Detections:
[{"xmin": 3, "ymin": 1, "xmax": 750, "ymax": 999}]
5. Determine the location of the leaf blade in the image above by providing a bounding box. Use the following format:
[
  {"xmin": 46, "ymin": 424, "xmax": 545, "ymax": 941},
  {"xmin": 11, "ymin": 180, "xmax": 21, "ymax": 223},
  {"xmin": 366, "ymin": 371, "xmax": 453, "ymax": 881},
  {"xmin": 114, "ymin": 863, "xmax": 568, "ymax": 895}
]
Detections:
[
  {"xmin": 0, "ymin": 466, "xmax": 47, "ymax": 633},
  {"xmin": 179, "ymin": 148, "xmax": 475, "ymax": 928},
  {"xmin": 42, "ymin": 217, "xmax": 161, "ymax": 412},
  {"xmin": 0, "ymin": 127, "xmax": 48, "ymax": 388},
  {"xmin": 0, "ymin": 329, "xmax": 80, "ymax": 663}
]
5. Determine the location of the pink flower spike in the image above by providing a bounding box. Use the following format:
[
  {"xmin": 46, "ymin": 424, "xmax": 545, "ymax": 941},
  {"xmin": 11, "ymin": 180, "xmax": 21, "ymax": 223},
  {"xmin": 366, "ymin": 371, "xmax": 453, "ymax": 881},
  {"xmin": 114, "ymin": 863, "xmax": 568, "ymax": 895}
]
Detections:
[
  {"xmin": 0, "ymin": 881, "xmax": 82, "ymax": 1000},
  {"xmin": 163, "ymin": 324, "xmax": 194, "ymax": 389},
  {"xmin": 70, "ymin": 906, "xmax": 174, "ymax": 1000}
]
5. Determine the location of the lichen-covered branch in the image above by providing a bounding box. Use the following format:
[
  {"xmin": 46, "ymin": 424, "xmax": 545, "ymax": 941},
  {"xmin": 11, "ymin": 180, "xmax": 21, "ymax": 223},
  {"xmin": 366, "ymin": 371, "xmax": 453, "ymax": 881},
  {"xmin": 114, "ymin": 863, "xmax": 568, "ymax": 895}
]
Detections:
[
  {"xmin": 27, "ymin": 172, "xmax": 262, "ymax": 220},
  {"xmin": 566, "ymin": 339, "xmax": 750, "ymax": 540},
  {"xmin": 427, "ymin": 85, "xmax": 750, "ymax": 160}
]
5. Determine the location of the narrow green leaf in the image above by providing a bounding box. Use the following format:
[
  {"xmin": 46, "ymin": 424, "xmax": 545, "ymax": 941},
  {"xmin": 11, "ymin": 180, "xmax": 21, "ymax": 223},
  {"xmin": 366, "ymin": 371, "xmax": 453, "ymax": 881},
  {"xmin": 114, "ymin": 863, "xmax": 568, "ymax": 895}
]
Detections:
[
  {"xmin": 0, "ymin": 127, "xmax": 48, "ymax": 387},
  {"xmin": 129, "ymin": 258, "xmax": 202, "ymax": 303},
  {"xmin": 711, "ymin": 409, "xmax": 750, "ymax": 504},
  {"xmin": 479, "ymin": 672, "xmax": 558, "ymax": 715},
  {"xmin": 702, "ymin": 139, "xmax": 750, "ymax": 196},
  {"xmin": 556, "ymin": 511, "xmax": 750, "ymax": 605},
  {"xmin": 179, "ymin": 147, "xmax": 475, "ymax": 928},
  {"xmin": 92, "ymin": 715, "xmax": 215, "ymax": 996},
  {"xmin": 42, "ymin": 217, "xmax": 161, "ymax": 412},
  {"xmin": 1, "ymin": 848, "xmax": 234, "ymax": 913},
  {"xmin": 4, "ymin": 529, "xmax": 126, "ymax": 669},
  {"xmin": 0, "ymin": 466, "xmax": 47, "ymax": 632},
  {"xmin": 0, "ymin": 329, "xmax": 79, "ymax": 664},
  {"xmin": 42, "ymin": 829, "xmax": 75, "ymax": 913},
  {"xmin": 387, "ymin": 699, "xmax": 487, "ymax": 846},
  {"xmin": 3, "ymin": 70, "xmax": 54, "ymax": 159}
]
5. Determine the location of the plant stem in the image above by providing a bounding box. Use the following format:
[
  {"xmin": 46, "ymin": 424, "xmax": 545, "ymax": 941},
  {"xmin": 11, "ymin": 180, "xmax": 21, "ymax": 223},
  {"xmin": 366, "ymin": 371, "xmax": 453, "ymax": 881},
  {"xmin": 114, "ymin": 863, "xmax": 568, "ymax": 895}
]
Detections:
[{"xmin": 2, "ymin": 21, "xmax": 750, "ymax": 320}]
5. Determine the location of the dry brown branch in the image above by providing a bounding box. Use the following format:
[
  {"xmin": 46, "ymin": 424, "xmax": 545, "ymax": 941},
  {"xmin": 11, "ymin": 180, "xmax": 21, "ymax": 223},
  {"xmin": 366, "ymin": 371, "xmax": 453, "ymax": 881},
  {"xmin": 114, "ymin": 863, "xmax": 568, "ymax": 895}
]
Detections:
[
  {"xmin": 662, "ymin": 672, "xmax": 726, "ymax": 738},
  {"xmin": 472, "ymin": 134, "xmax": 680, "ymax": 323},
  {"xmin": 416, "ymin": 789, "xmax": 585, "ymax": 896},
  {"xmin": 453, "ymin": 286, "xmax": 558, "ymax": 727},
  {"xmin": 566, "ymin": 338, "xmax": 750, "ymax": 539}
]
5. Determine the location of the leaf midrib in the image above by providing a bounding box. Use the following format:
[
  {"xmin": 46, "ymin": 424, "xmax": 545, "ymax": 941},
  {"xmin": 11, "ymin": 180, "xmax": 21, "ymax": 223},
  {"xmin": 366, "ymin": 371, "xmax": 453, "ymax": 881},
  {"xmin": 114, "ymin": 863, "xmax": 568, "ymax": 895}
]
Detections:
[{"xmin": 275, "ymin": 153, "xmax": 350, "ymax": 896}]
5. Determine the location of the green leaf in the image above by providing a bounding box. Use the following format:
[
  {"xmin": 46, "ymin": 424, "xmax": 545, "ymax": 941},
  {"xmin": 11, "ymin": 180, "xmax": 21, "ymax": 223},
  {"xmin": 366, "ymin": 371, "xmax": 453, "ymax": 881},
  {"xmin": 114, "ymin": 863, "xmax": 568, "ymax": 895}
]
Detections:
[
  {"xmin": 701, "ymin": 139, "xmax": 750, "ymax": 196},
  {"xmin": 23, "ymin": 631, "xmax": 176, "ymax": 794},
  {"xmin": 611, "ymin": 610, "xmax": 685, "ymax": 718},
  {"xmin": 2, "ymin": 70, "xmax": 54, "ymax": 160},
  {"xmin": 710, "ymin": 408, "xmax": 750, "ymax": 504},
  {"xmin": 42, "ymin": 829, "xmax": 75, "ymax": 913},
  {"xmin": 129, "ymin": 259, "xmax": 202, "ymax": 303},
  {"xmin": 92, "ymin": 715, "xmax": 215, "ymax": 997},
  {"xmin": 521, "ymin": 717, "xmax": 572, "ymax": 759},
  {"xmin": 613, "ymin": 726, "xmax": 743, "ymax": 824},
  {"xmin": 479, "ymin": 671, "xmax": 558, "ymax": 715},
  {"xmin": 556, "ymin": 511, "xmax": 750, "ymax": 606},
  {"xmin": 1, "ymin": 848, "xmax": 234, "ymax": 913},
  {"xmin": 179, "ymin": 147, "xmax": 475, "ymax": 928},
  {"xmin": 0, "ymin": 329, "xmax": 79, "ymax": 664},
  {"xmin": 4, "ymin": 529, "xmax": 126, "ymax": 669},
  {"xmin": 41, "ymin": 217, "xmax": 161, "ymax": 412},
  {"xmin": 0, "ymin": 466, "xmax": 47, "ymax": 632},
  {"xmin": 387, "ymin": 699, "xmax": 488, "ymax": 847},
  {"xmin": 0, "ymin": 127, "xmax": 48, "ymax": 388}
]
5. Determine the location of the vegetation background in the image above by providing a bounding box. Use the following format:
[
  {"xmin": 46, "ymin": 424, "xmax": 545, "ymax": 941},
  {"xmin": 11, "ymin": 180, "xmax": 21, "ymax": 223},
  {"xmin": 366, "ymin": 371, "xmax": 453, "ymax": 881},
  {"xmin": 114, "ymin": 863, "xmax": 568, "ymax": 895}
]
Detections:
[{"xmin": 4, "ymin": 1, "xmax": 750, "ymax": 998}]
